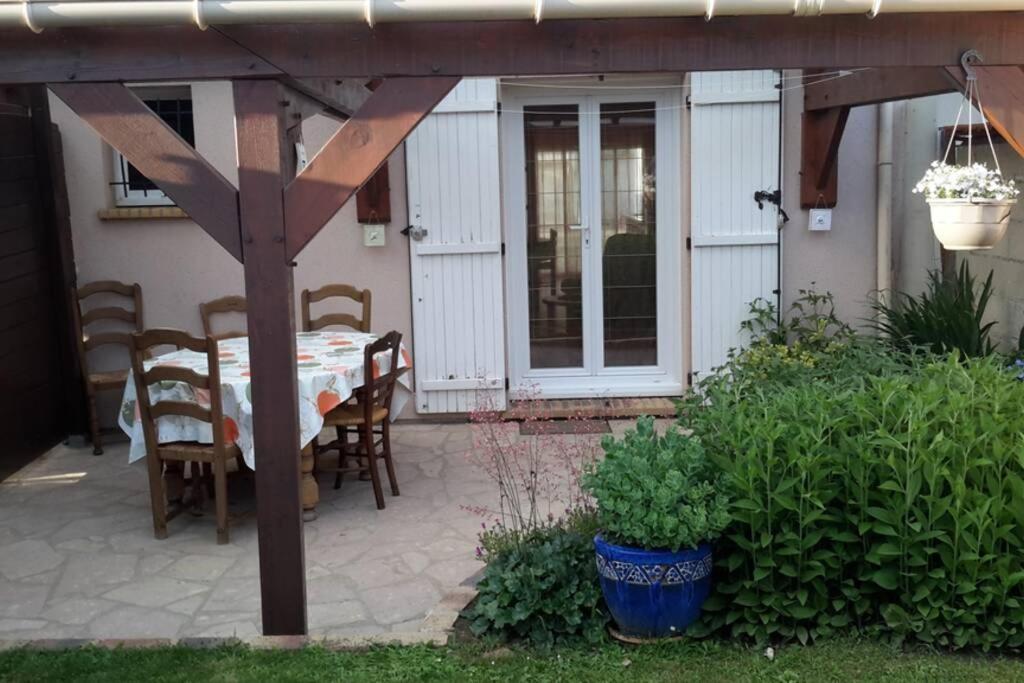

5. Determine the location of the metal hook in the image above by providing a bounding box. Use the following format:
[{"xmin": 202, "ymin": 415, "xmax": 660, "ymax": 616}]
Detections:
[{"xmin": 961, "ymin": 49, "xmax": 983, "ymax": 82}]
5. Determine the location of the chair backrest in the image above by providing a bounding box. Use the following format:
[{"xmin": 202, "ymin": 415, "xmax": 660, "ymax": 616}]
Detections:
[
  {"xmin": 301, "ymin": 284, "xmax": 372, "ymax": 333},
  {"xmin": 130, "ymin": 328, "xmax": 227, "ymax": 454},
  {"xmin": 358, "ymin": 331, "xmax": 403, "ymax": 420},
  {"xmin": 71, "ymin": 280, "xmax": 144, "ymax": 375},
  {"xmin": 199, "ymin": 295, "xmax": 247, "ymax": 340}
]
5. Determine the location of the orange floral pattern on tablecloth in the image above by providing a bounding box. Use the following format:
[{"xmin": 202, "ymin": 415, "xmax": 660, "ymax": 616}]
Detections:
[{"xmin": 118, "ymin": 331, "xmax": 412, "ymax": 469}]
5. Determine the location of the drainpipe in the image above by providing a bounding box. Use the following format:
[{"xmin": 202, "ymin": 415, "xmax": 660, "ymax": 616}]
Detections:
[
  {"xmin": 876, "ymin": 102, "xmax": 894, "ymax": 308},
  {"xmin": 5, "ymin": 0, "xmax": 1024, "ymax": 31}
]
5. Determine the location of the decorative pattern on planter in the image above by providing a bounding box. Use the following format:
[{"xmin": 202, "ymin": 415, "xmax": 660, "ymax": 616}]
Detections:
[{"xmin": 595, "ymin": 553, "xmax": 713, "ymax": 586}]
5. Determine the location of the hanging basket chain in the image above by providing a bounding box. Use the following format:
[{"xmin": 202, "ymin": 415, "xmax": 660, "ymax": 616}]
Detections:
[{"xmin": 942, "ymin": 50, "xmax": 1004, "ymax": 178}]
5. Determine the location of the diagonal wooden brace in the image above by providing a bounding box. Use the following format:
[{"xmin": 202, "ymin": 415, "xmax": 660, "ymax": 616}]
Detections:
[
  {"xmin": 800, "ymin": 105, "xmax": 850, "ymax": 209},
  {"xmin": 945, "ymin": 65, "xmax": 1024, "ymax": 160},
  {"xmin": 48, "ymin": 83, "xmax": 243, "ymax": 262},
  {"xmin": 283, "ymin": 76, "xmax": 460, "ymax": 261}
]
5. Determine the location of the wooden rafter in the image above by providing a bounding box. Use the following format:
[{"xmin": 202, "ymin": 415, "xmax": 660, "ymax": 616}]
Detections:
[
  {"xmin": 48, "ymin": 83, "xmax": 243, "ymax": 261},
  {"xmin": 280, "ymin": 77, "xmax": 374, "ymax": 121},
  {"xmin": 945, "ymin": 65, "xmax": 1024, "ymax": 159},
  {"xmin": 804, "ymin": 67, "xmax": 957, "ymax": 112},
  {"xmin": 234, "ymin": 79, "xmax": 308, "ymax": 637},
  {"xmin": 283, "ymin": 76, "xmax": 459, "ymax": 260},
  {"xmin": 5, "ymin": 14, "xmax": 1024, "ymax": 84},
  {"xmin": 800, "ymin": 106, "xmax": 851, "ymax": 209}
]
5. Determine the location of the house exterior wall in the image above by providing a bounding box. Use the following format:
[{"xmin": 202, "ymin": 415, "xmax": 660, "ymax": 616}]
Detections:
[
  {"xmin": 780, "ymin": 75, "xmax": 880, "ymax": 328},
  {"xmin": 894, "ymin": 93, "xmax": 1024, "ymax": 352},
  {"xmin": 54, "ymin": 73, "xmax": 884, "ymax": 428},
  {"xmin": 50, "ymin": 82, "xmax": 414, "ymax": 428}
]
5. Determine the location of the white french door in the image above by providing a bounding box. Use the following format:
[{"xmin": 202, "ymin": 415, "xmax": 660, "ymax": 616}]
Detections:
[{"xmin": 502, "ymin": 87, "xmax": 683, "ymax": 398}]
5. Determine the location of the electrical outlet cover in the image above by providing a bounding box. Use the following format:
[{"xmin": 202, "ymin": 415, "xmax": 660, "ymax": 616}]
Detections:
[
  {"xmin": 808, "ymin": 208, "xmax": 832, "ymax": 232},
  {"xmin": 363, "ymin": 225, "xmax": 386, "ymax": 247}
]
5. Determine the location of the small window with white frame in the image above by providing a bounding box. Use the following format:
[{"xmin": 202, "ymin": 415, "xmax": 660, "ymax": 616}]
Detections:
[{"xmin": 111, "ymin": 85, "xmax": 194, "ymax": 207}]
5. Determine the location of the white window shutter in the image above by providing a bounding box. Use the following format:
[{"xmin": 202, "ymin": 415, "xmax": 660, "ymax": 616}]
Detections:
[
  {"xmin": 406, "ymin": 78, "xmax": 506, "ymax": 413},
  {"xmin": 689, "ymin": 71, "xmax": 782, "ymax": 379}
]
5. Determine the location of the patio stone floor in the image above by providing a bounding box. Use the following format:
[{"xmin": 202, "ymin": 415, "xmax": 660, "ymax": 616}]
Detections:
[{"xmin": 0, "ymin": 419, "xmax": 656, "ymax": 641}]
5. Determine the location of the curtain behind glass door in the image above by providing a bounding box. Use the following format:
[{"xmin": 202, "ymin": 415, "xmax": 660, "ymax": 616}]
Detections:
[
  {"xmin": 600, "ymin": 102, "xmax": 657, "ymax": 367},
  {"xmin": 524, "ymin": 105, "xmax": 584, "ymax": 369}
]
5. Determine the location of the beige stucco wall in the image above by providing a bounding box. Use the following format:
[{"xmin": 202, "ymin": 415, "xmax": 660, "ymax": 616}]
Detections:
[
  {"xmin": 894, "ymin": 93, "xmax": 1024, "ymax": 352},
  {"xmin": 51, "ymin": 81, "xmax": 414, "ymax": 429},
  {"xmin": 781, "ymin": 76, "xmax": 880, "ymax": 328},
  {"xmin": 56, "ymin": 74, "xmax": 889, "ymax": 429}
]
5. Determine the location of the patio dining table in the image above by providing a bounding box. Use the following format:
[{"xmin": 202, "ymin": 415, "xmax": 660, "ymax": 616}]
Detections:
[{"xmin": 117, "ymin": 330, "xmax": 412, "ymax": 519}]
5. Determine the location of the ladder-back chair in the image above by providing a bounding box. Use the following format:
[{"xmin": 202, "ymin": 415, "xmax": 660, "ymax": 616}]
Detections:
[
  {"xmin": 301, "ymin": 284, "xmax": 372, "ymax": 333},
  {"xmin": 199, "ymin": 295, "xmax": 247, "ymax": 341},
  {"xmin": 130, "ymin": 328, "xmax": 240, "ymax": 544},
  {"xmin": 71, "ymin": 280, "xmax": 144, "ymax": 455}
]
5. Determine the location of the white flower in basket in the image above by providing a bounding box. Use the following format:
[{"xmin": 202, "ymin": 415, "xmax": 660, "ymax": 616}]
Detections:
[{"xmin": 914, "ymin": 161, "xmax": 1018, "ymax": 250}]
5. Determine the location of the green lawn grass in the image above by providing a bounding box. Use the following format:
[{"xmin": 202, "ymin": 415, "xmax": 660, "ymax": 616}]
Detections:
[{"xmin": 1, "ymin": 638, "xmax": 1023, "ymax": 683}]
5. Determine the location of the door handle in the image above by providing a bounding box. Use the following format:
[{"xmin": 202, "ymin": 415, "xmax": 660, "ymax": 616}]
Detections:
[{"xmin": 569, "ymin": 224, "xmax": 591, "ymax": 247}]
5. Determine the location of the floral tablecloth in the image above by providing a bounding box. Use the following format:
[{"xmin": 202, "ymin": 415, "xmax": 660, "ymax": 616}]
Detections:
[{"xmin": 118, "ymin": 331, "xmax": 412, "ymax": 469}]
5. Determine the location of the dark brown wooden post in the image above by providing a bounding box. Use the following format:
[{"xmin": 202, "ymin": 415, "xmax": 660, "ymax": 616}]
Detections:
[{"xmin": 233, "ymin": 79, "xmax": 307, "ymax": 636}]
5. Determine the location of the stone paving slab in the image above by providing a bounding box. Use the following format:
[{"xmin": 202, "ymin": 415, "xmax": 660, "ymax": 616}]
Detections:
[{"xmin": 0, "ymin": 418, "xmax": 656, "ymax": 642}]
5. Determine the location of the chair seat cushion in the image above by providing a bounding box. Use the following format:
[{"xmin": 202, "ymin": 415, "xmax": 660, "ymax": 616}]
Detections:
[
  {"xmin": 323, "ymin": 403, "xmax": 388, "ymax": 427},
  {"xmin": 90, "ymin": 368, "xmax": 129, "ymax": 390}
]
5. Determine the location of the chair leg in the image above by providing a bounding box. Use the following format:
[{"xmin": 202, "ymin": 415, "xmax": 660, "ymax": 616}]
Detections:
[
  {"xmin": 213, "ymin": 456, "xmax": 229, "ymax": 545},
  {"xmin": 363, "ymin": 423, "xmax": 385, "ymax": 510},
  {"xmin": 88, "ymin": 393, "xmax": 103, "ymax": 455},
  {"xmin": 145, "ymin": 455, "xmax": 168, "ymax": 540},
  {"xmin": 336, "ymin": 426, "xmax": 348, "ymax": 471},
  {"xmin": 381, "ymin": 420, "xmax": 399, "ymax": 497}
]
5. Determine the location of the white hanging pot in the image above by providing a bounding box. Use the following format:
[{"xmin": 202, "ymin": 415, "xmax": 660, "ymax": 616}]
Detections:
[{"xmin": 926, "ymin": 197, "xmax": 1017, "ymax": 250}]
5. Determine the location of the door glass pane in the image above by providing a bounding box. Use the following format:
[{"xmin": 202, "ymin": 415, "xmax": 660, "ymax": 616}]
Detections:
[
  {"xmin": 524, "ymin": 105, "xmax": 583, "ymax": 369},
  {"xmin": 600, "ymin": 102, "xmax": 657, "ymax": 367}
]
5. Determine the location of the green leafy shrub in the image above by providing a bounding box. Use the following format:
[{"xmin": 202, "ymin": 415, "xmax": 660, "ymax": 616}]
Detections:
[
  {"xmin": 581, "ymin": 417, "xmax": 730, "ymax": 552},
  {"xmin": 740, "ymin": 288, "xmax": 854, "ymax": 351},
  {"xmin": 684, "ymin": 354, "xmax": 1024, "ymax": 651},
  {"xmin": 468, "ymin": 522, "xmax": 608, "ymax": 647},
  {"xmin": 871, "ymin": 262, "xmax": 997, "ymax": 357}
]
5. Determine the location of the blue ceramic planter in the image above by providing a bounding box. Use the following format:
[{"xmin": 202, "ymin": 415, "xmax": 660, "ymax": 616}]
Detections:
[{"xmin": 594, "ymin": 534, "xmax": 712, "ymax": 638}]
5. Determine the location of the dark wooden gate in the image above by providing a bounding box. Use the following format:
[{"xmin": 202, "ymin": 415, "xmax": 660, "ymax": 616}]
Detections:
[{"xmin": 0, "ymin": 87, "xmax": 81, "ymax": 481}]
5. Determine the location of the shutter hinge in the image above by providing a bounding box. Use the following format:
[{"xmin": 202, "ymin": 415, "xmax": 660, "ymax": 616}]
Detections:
[
  {"xmin": 685, "ymin": 94, "xmax": 692, "ymax": 110},
  {"xmin": 687, "ymin": 372, "xmax": 693, "ymax": 388},
  {"xmin": 496, "ymin": 101, "xmax": 502, "ymax": 115},
  {"xmin": 685, "ymin": 237, "xmax": 692, "ymax": 251},
  {"xmin": 504, "ymin": 377, "xmax": 510, "ymax": 391},
  {"xmin": 501, "ymin": 242, "xmax": 506, "ymax": 256}
]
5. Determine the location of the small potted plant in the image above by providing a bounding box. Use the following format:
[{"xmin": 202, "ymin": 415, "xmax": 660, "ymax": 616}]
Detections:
[
  {"xmin": 582, "ymin": 417, "xmax": 730, "ymax": 640},
  {"xmin": 914, "ymin": 161, "xmax": 1018, "ymax": 250}
]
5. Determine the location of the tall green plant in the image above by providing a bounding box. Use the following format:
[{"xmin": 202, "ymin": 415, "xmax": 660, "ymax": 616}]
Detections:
[
  {"xmin": 871, "ymin": 262, "xmax": 996, "ymax": 357},
  {"xmin": 684, "ymin": 354, "xmax": 1024, "ymax": 651}
]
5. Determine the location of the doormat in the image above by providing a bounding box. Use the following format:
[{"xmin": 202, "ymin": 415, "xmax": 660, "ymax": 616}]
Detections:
[
  {"xmin": 504, "ymin": 397, "xmax": 678, "ymax": 421},
  {"xmin": 519, "ymin": 420, "xmax": 611, "ymax": 436}
]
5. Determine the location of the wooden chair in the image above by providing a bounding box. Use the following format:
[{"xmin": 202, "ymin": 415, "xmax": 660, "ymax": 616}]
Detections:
[
  {"xmin": 319, "ymin": 331, "xmax": 403, "ymax": 510},
  {"xmin": 199, "ymin": 295, "xmax": 247, "ymax": 340},
  {"xmin": 71, "ymin": 280, "xmax": 144, "ymax": 455},
  {"xmin": 130, "ymin": 328, "xmax": 240, "ymax": 544},
  {"xmin": 301, "ymin": 284, "xmax": 372, "ymax": 333}
]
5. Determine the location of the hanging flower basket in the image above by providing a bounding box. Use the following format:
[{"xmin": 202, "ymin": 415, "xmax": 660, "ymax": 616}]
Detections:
[
  {"xmin": 914, "ymin": 54, "xmax": 1019, "ymax": 251},
  {"xmin": 926, "ymin": 196, "xmax": 1016, "ymax": 251},
  {"xmin": 915, "ymin": 162, "xmax": 1019, "ymax": 251}
]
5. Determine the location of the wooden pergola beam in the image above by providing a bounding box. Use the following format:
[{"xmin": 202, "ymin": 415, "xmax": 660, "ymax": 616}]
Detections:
[
  {"xmin": 234, "ymin": 79, "xmax": 307, "ymax": 636},
  {"xmin": 801, "ymin": 106, "xmax": 851, "ymax": 209},
  {"xmin": 804, "ymin": 67, "xmax": 958, "ymax": 112},
  {"xmin": 946, "ymin": 65, "xmax": 1024, "ymax": 159},
  {"xmin": 283, "ymin": 76, "xmax": 459, "ymax": 260},
  {"xmin": 280, "ymin": 78, "xmax": 374, "ymax": 121},
  {"xmin": 48, "ymin": 83, "xmax": 243, "ymax": 262},
  {"xmin": 5, "ymin": 13, "xmax": 1024, "ymax": 84}
]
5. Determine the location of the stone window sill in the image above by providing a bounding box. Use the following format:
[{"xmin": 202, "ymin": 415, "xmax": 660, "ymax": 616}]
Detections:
[{"xmin": 97, "ymin": 207, "xmax": 189, "ymax": 221}]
